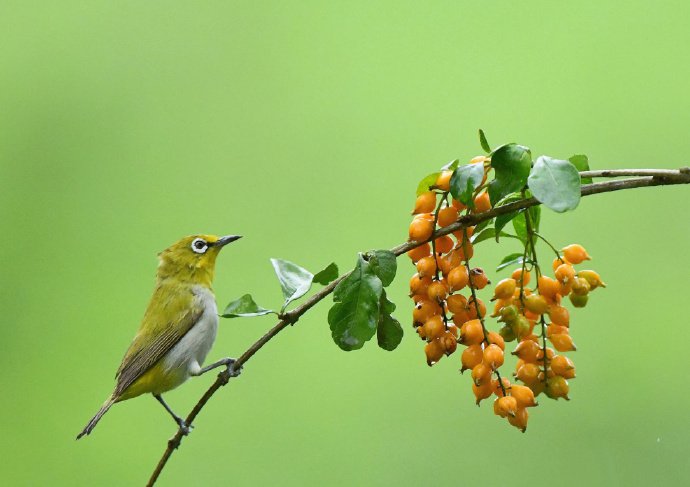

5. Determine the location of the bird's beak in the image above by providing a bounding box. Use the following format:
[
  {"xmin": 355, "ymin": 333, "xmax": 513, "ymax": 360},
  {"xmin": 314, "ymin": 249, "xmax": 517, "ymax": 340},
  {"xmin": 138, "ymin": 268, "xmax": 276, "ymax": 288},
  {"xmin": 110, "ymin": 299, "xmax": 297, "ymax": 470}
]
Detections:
[{"xmin": 215, "ymin": 235, "xmax": 242, "ymax": 247}]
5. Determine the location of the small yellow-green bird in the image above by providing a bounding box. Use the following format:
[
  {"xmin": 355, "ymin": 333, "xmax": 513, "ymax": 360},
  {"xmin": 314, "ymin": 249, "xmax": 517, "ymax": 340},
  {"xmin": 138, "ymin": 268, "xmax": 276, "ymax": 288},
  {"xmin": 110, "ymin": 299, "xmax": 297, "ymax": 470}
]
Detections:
[{"xmin": 77, "ymin": 234, "xmax": 241, "ymax": 439}]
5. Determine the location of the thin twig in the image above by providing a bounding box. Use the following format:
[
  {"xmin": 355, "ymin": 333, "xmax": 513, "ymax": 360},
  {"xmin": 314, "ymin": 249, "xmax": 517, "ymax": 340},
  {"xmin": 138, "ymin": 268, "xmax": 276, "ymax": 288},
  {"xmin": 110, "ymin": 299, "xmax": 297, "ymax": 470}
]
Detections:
[{"xmin": 147, "ymin": 168, "xmax": 689, "ymax": 486}]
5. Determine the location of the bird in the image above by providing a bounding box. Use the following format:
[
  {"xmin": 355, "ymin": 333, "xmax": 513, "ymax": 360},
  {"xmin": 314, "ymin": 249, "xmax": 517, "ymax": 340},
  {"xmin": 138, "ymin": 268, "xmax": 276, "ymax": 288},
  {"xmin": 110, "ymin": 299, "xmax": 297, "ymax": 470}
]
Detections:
[{"xmin": 77, "ymin": 234, "xmax": 242, "ymax": 439}]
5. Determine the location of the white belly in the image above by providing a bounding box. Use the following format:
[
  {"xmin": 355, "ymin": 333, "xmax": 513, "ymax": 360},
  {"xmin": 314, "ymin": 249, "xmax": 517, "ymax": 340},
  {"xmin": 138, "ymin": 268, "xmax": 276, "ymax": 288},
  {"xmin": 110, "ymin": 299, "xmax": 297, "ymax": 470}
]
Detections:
[{"xmin": 162, "ymin": 285, "xmax": 218, "ymax": 378}]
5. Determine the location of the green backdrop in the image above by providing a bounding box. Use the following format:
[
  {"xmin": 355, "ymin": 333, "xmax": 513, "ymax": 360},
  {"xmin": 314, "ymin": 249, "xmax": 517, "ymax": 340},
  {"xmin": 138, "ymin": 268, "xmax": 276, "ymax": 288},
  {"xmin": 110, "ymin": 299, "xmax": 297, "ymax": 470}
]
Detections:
[{"xmin": 1, "ymin": 1, "xmax": 689, "ymax": 486}]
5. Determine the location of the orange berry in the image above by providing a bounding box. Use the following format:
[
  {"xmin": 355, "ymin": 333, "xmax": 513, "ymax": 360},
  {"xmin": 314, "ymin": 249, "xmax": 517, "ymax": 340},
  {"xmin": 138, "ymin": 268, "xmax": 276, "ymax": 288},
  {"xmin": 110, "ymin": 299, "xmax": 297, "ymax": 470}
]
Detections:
[
  {"xmin": 487, "ymin": 331, "xmax": 505, "ymax": 351},
  {"xmin": 469, "ymin": 268, "xmax": 490, "ymax": 290},
  {"xmin": 427, "ymin": 279, "xmax": 449, "ymax": 301},
  {"xmin": 469, "ymin": 155, "xmax": 488, "ymax": 165},
  {"xmin": 473, "ymin": 191, "xmax": 491, "ymax": 213},
  {"xmin": 559, "ymin": 280, "xmax": 573, "ymax": 296},
  {"xmin": 545, "ymin": 376, "xmax": 570, "ymax": 400},
  {"xmin": 510, "ymin": 384, "xmax": 537, "ymax": 408},
  {"xmin": 471, "ymin": 363, "xmax": 492, "ymax": 386},
  {"xmin": 461, "ymin": 344, "xmax": 484, "ymax": 372},
  {"xmin": 466, "ymin": 296, "xmax": 486, "ymax": 319},
  {"xmin": 549, "ymin": 333, "xmax": 577, "ymax": 352},
  {"xmin": 452, "ymin": 309, "xmax": 473, "ymax": 327},
  {"xmin": 492, "ymin": 377, "xmax": 511, "ymax": 397},
  {"xmin": 511, "ymin": 268, "xmax": 531, "ymax": 286},
  {"xmin": 555, "ymin": 263, "xmax": 576, "ymax": 284},
  {"xmin": 415, "ymin": 326, "xmax": 427, "ymax": 341},
  {"xmin": 494, "ymin": 396, "xmax": 518, "ymax": 418},
  {"xmin": 415, "ymin": 255, "xmax": 438, "ymax": 278},
  {"xmin": 492, "ymin": 278, "xmax": 517, "ymax": 301},
  {"xmin": 451, "ymin": 198, "xmax": 467, "ymax": 212},
  {"xmin": 546, "ymin": 324, "xmax": 569, "ymax": 337},
  {"xmin": 437, "ymin": 206, "xmax": 459, "ymax": 227},
  {"xmin": 577, "ymin": 270, "xmax": 606, "ymax": 289},
  {"xmin": 460, "ymin": 319, "xmax": 484, "ymax": 346},
  {"xmin": 447, "ymin": 266, "xmax": 469, "ymax": 292},
  {"xmin": 423, "ymin": 315, "xmax": 446, "ymax": 341},
  {"xmin": 446, "ymin": 294, "xmax": 468, "ymax": 314},
  {"xmin": 562, "ymin": 244, "xmax": 591, "ymax": 264},
  {"xmin": 571, "ymin": 277, "xmax": 591, "ymax": 296},
  {"xmin": 512, "ymin": 339, "xmax": 541, "ymax": 363},
  {"xmin": 524, "ymin": 294, "xmax": 549, "ymax": 315},
  {"xmin": 409, "ymin": 218, "xmax": 434, "ymax": 242},
  {"xmin": 425, "ymin": 339, "xmax": 445, "ymax": 366},
  {"xmin": 453, "ymin": 226, "xmax": 474, "ymax": 243},
  {"xmin": 552, "ymin": 256, "xmax": 568, "ymax": 272},
  {"xmin": 412, "ymin": 299, "xmax": 441, "ymax": 325},
  {"xmin": 434, "ymin": 235, "xmax": 454, "ymax": 254},
  {"xmin": 410, "ymin": 274, "xmax": 432, "ymax": 296},
  {"xmin": 535, "ymin": 347, "xmax": 555, "ymax": 364},
  {"xmin": 508, "ymin": 407, "xmax": 529, "ymax": 432},
  {"xmin": 412, "ymin": 191, "xmax": 437, "ymax": 214},
  {"xmin": 551, "ymin": 355, "xmax": 576, "ymax": 379},
  {"xmin": 548, "ymin": 305, "xmax": 570, "ymax": 327},
  {"xmin": 407, "ymin": 243, "xmax": 431, "ymax": 263},
  {"xmin": 516, "ymin": 362, "xmax": 541, "ymax": 385},
  {"xmin": 455, "ymin": 240, "xmax": 474, "ymax": 261},
  {"xmin": 483, "ymin": 344, "xmax": 505, "ymax": 370},
  {"xmin": 472, "ymin": 380, "xmax": 493, "ymax": 405},
  {"xmin": 435, "ymin": 171, "xmax": 453, "ymax": 191},
  {"xmin": 538, "ymin": 276, "xmax": 560, "ymax": 302},
  {"xmin": 441, "ymin": 331, "xmax": 458, "ymax": 355}
]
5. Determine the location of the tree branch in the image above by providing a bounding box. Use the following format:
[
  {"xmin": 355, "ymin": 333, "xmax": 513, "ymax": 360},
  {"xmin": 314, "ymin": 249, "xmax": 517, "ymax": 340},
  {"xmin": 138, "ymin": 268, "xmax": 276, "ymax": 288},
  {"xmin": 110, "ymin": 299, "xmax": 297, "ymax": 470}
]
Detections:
[{"xmin": 146, "ymin": 167, "xmax": 689, "ymax": 486}]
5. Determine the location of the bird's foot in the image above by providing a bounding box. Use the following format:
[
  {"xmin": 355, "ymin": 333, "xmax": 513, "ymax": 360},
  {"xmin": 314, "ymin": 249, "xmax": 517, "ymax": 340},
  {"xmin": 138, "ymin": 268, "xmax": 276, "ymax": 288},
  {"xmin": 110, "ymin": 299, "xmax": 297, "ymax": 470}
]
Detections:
[
  {"xmin": 226, "ymin": 359, "xmax": 243, "ymax": 378},
  {"xmin": 176, "ymin": 418, "xmax": 194, "ymax": 436}
]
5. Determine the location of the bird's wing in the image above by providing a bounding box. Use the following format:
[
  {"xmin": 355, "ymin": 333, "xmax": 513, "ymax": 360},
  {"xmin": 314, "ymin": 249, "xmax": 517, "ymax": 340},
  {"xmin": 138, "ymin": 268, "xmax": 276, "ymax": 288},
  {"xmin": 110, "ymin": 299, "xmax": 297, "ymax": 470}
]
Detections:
[{"xmin": 114, "ymin": 286, "xmax": 203, "ymax": 397}]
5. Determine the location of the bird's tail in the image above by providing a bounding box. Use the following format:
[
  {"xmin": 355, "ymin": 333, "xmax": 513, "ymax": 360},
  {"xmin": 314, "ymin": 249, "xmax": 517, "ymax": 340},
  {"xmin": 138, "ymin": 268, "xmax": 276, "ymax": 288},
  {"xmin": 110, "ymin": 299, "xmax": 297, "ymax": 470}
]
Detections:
[{"xmin": 76, "ymin": 396, "xmax": 116, "ymax": 440}]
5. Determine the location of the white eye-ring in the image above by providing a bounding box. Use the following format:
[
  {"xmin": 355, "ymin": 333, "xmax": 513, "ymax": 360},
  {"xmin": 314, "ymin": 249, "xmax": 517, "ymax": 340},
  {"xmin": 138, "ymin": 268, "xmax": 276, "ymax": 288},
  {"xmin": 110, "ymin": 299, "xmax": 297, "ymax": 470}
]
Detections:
[{"xmin": 191, "ymin": 238, "xmax": 208, "ymax": 254}]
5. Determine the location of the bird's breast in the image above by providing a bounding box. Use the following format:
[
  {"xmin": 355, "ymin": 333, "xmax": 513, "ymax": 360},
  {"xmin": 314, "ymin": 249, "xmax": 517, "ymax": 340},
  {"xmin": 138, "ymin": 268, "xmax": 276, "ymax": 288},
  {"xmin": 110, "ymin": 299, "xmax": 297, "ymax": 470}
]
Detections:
[{"xmin": 162, "ymin": 285, "xmax": 218, "ymax": 377}]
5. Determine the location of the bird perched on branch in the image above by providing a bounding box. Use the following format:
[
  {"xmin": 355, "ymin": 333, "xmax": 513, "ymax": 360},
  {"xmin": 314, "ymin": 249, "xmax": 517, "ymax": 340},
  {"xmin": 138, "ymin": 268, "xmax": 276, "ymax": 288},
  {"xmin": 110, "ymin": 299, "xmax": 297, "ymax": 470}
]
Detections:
[{"xmin": 77, "ymin": 234, "xmax": 242, "ymax": 439}]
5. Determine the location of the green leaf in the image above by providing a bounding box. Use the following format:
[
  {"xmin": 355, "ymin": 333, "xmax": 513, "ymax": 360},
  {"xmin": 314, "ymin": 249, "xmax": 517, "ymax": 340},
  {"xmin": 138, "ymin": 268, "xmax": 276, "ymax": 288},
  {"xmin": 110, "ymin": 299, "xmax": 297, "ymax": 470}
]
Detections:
[
  {"xmin": 367, "ymin": 250, "xmax": 397, "ymax": 287},
  {"xmin": 492, "ymin": 192, "xmax": 523, "ymax": 241},
  {"xmin": 450, "ymin": 162, "xmax": 484, "ymax": 207},
  {"xmin": 473, "ymin": 218, "xmax": 493, "ymax": 235},
  {"xmin": 471, "ymin": 227, "xmax": 519, "ymax": 245},
  {"xmin": 488, "ymin": 144, "xmax": 532, "ymax": 205},
  {"xmin": 328, "ymin": 255, "xmax": 383, "ymax": 351},
  {"xmin": 313, "ymin": 262, "xmax": 339, "ymax": 285},
  {"xmin": 416, "ymin": 172, "xmax": 440, "ymax": 196},
  {"xmin": 529, "ymin": 205, "xmax": 541, "ymax": 233},
  {"xmin": 479, "ymin": 129, "xmax": 491, "ymax": 153},
  {"xmin": 442, "ymin": 159, "xmax": 460, "ymax": 171},
  {"xmin": 377, "ymin": 290, "xmax": 403, "ymax": 351},
  {"xmin": 528, "ymin": 156, "xmax": 581, "ymax": 213},
  {"xmin": 512, "ymin": 211, "xmax": 527, "ymax": 242},
  {"xmin": 222, "ymin": 294, "xmax": 273, "ymax": 318},
  {"xmin": 496, "ymin": 253, "xmax": 525, "ymax": 272},
  {"xmin": 270, "ymin": 258, "xmax": 313, "ymax": 311},
  {"xmin": 569, "ymin": 154, "xmax": 593, "ymax": 184}
]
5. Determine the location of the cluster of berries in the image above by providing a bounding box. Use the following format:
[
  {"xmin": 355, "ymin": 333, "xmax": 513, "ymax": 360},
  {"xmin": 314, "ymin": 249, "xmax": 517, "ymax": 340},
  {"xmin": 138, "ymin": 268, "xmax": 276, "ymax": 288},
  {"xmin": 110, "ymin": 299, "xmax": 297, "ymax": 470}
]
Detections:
[{"xmin": 406, "ymin": 157, "xmax": 605, "ymax": 432}]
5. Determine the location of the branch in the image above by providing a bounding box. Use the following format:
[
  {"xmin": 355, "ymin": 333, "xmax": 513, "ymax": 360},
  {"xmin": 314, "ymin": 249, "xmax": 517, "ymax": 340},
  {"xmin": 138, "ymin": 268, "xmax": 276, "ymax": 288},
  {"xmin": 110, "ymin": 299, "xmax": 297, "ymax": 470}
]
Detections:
[{"xmin": 147, "ymin": 167, "xmax": 689, "ymax": 486}]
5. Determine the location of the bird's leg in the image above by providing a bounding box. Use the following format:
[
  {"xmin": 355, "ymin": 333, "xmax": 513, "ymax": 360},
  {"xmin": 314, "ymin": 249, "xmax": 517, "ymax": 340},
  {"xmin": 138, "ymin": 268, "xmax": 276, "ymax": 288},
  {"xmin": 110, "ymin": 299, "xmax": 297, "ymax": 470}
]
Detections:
[
  {"xmin": 195, "ymin": 357, "xmax": 242, "ymax": 377},
  {"xmin": 153, "ymin": 394, "xmax": 191, "ymax": 435}
]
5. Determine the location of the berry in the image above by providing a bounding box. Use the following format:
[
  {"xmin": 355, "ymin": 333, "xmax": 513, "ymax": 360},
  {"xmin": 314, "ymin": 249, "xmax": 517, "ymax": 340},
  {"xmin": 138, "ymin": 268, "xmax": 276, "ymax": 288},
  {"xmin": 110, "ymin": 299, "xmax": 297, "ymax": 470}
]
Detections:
[
  {"xmin": 571, "ymin": 277, "xmax": 591, "ymax": 296},
  {"xmin": 524, "ymin": 294, "xmax": 549, "ymax": 315},
  {"xmin": 425, "ymin": 339, "xmax": 445, "ymax": 366},
  {"xmin": 512, "ymin": 268, "xmax": 531, "ymax": 286},
  {"xmin": 492, "ymin": 377, "xmax": 511, "ymax": 397},
  {"xmin": 562, "ymin": 244, "xmax": 591, "ymax": 264},
  {"xmin": 466, "ymin": 296, "xmax": 487, "ymax": 319},
  {"xmin": 510, "ymin": 384, "xmax": 537, "ymax": 408},
  {"xmin": 548, "ymin": 305, "xmax": 570, "ymax": 327},
  {"xmin": 446, "ymin": 294, "xmax": 468, "ymax": 314},
  {"xmin": 427, "ymin": 279, "xmax": 449, "ymax": 301},
  {"xmin": 507, "ymin": 407, "xmax": 529, "ymax": 432},
  {"xmin": 551, "ymin": 355, "xmax": 576, "ymax": 379},
  {"xmin": 483, "ymin": 344, "xmax": 505, "ymax": 370},
  {"xmin": 459, "ymin": 319, "xmax": 484, "ymax": 345},
  {"xmin": 516, "ymin": 362, "xmax": 541, "ymax": 385},
  {"xmin": 577, "ymin": 270, "xmax": 606, "ymax": 289},
  {"xmin": 492, "ymin": 278, "xmax": 517, "ymax": 301},
  {"xmin": 437, "ymin": 206, "xmax": 459, "ymax": 227},
  {"xmin": 469, "ymin": 268, "xmax": 490, "ymax": 289},
  {"xmin": 538, "ymin": 276, "xmax": 560, "ymax": 303},
  {"xmin": 415, "ymin": 255, "xmax": 437, "ymax": 278},
  {"xmin": 407, "ymin": 243, "xmax": 431, "ymax": 263},
  {"xmin": 512, "ymin": 339, "xmax": 541, "ymax": 363},
  {"xmin": 409, "ymin": 218, "xmax": 434, "ymax": 242},
  {"xmin": 494, "ymin": 396, "xmax": 518, "ymax": 418},
  {"xmin": 447, "ymin": 266, "xmax": 469, "ymax": 292},
  {"xmin": 549, "ymin": 333, "xmax": 577, "ymax": 352},
  {"xmin": 423, "ymin": 315, "xmax": 446, "ymax": 341},
  {"xmin": 435, "ymin": 171, "xmax": 453, "ymax": 191},
  {"xmin": 413, "ymin": 191, "xmax": 437, "ymax": 214},
  {"xmin": 473, "ymin": 191, "xmax": 491, "ymax": 213},
  {"xmin": 412, "ymin": 299, "xmax": 441, "ymax": 324},
  {"xmin": 569, "ymin": 293, "xmax": 589, "ymax": 308},
  {"xmin": 498, "ymin": 304, "xmax": 519, "ymax": 323},
  {"xmin": 460, "ymin": 344, "xmax": 484, "ymax": 372},
  {"xmin": 487, "ymin": 331, "xmax": 505, "ymax": 351},
  {"xmin": 555, "ymin": 264, "xmax": 576, "ymax": 284},
  {"xmin": 409, "ymin": 274, "xmax": 432, "ymax": 296},
  {"xmin": 434, "ymin": 235, "xmax": 454, "ymax": 254},
  {"xmin": 545, "ymin": 376, "xmax": 570, "ymax": 400},
  {"xmin": 472, "ymin": 381, "xmax": 493, "ymax": 405},
  {"xmin": 471, "ymin": 363, "xmax": 492, "ymax": 386}
]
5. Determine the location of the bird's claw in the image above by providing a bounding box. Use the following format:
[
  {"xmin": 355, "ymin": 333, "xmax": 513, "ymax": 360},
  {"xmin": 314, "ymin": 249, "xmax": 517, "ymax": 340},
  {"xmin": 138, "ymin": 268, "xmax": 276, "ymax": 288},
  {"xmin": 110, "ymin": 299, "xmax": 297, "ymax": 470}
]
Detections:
[
  {"xmin": 176, "ymin": 419, "xmax": 193, "ymax": 436},
  {"xmin": 226, "ymin": 359, "xmax": 243, "ymax": 378}
]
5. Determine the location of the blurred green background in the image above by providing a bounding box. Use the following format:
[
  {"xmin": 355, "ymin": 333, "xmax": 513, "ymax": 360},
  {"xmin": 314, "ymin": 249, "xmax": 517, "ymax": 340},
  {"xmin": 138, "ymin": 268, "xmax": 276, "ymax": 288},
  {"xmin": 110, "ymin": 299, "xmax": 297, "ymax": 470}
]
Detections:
[{"xmin": 1, "ymin": 1, "xmax": 689, "ymax": 485}]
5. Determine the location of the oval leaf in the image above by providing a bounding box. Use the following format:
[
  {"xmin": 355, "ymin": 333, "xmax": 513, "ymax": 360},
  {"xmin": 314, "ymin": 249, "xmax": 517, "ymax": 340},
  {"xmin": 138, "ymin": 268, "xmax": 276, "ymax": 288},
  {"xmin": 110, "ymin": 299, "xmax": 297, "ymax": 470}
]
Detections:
[
  {"xmin": 416, "ymin": 172, "xmax": 440, "ymax": 196},
  {"xmin": 479, "ymin": 129, "xmax": 491, "ymax": 153},
  {"xmin": 377, "ymin": 291, "xmax": 403, "ymax": 351},
  {"xmin": 488, "ymin": 144, "xmax": 532, "ymax": 205},
  {"xmin": 222, "ymin": 294, "xmax": 273, "ymax": 318},
  {"xmin": 328, "ymin": 255, "xmax": 383, "ymax": 351},
  {"xmin": 270, "ymin": 258, "xmax": 314, "ymax": 311},
  {"xmin": 450, "ymin": 162, "xmax": 484, "ymax": 207},
  {"xmin": 528, "ymin": 156, "xmax": 581, "ymax": 213},
  {"xmin": 569, "ymin": 154, "xmax": 593, "ymax": 184},
  {"xmin": 496, "ymin": 253, "xmax": 526, "ymax": 272},
  {"xmin": 367, "ymin": 250, "xmax": 397, "ymax": 287},
  {"xmin": 313, "ymin": 262, "xmax": 339, "ymax": 285}
]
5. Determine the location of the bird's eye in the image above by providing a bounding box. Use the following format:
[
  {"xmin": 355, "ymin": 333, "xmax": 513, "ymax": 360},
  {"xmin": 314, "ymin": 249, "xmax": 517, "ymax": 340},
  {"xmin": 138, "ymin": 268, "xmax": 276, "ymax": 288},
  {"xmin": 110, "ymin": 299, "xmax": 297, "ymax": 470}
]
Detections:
[{"xmin": 191, "ymin": 238, "xmax": 208, "ymax": 254}]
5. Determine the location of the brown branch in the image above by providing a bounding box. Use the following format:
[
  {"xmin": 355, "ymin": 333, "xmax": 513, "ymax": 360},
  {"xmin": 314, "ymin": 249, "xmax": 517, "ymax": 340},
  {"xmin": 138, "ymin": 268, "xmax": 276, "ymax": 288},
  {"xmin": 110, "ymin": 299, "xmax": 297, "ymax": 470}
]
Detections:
[{"xmin": 147, "ymin": 167, "xmax": 689, "ymax": 486}]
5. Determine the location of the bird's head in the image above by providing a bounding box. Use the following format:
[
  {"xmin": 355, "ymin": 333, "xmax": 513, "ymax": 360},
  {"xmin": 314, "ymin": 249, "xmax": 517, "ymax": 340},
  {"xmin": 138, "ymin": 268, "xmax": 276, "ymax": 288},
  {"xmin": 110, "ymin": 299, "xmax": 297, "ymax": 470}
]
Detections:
[{"xmin": 157, "ymin": 234, "xmax": 242, "ymax": 286}]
